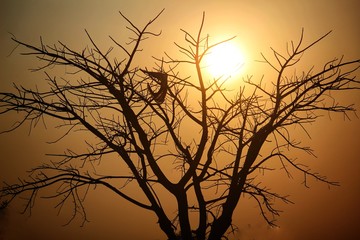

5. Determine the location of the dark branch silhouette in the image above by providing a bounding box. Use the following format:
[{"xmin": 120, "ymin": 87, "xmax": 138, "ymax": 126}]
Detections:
[
  {"xmin": 0, "ymin": 10, "xmax": 359, "ymax": 240},
  {"xmin": 141, "ymin": 69, "xmax": 168, "ymax": 103}
]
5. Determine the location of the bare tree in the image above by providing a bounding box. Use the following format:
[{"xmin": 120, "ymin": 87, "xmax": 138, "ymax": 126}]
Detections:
[{"xmin": 1, "ymin": 10, "xmax": 359, "ymax": 240}]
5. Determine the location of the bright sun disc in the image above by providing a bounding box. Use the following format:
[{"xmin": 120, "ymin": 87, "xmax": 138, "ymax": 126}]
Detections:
[{"xmin": 205, "ymin": 41, "xmax": 245, "ymax": 78}]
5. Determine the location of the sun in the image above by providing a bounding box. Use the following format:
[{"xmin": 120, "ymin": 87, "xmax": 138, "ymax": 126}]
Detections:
[{"xmin": 204, "ymin": 41, "xmax": 245, "ymax": 79}]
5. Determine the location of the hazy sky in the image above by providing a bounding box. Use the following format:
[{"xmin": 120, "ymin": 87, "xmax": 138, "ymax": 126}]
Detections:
[{"xmin": 0, "ymin": 0, "xmax": 359, "ymax": 239}]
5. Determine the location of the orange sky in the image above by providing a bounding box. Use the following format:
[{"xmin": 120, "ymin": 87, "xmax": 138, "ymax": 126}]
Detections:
[{"xmin": 0, "ymin": 0, "xmax": 359, "ymax": 239}]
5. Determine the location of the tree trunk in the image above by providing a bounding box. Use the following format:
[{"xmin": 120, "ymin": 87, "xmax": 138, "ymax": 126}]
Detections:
[
  {"xmin": 177, "ymin": 191, "xmax": 192, "ymax": 239},
  {"xmin": 208, "ymin": 213, "xmax": 232, "ymax": 239}
]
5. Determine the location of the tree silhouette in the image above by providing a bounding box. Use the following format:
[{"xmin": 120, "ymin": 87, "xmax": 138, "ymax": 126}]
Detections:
[{"xmin": 1, "ymin": 10, "xmax": 359, "ymax": 240}]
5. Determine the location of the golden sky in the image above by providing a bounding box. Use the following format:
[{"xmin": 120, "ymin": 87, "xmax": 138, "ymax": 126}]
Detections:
[{"xmin": 0, "ymin": 0, "xmax": 359, "ymax": 239}]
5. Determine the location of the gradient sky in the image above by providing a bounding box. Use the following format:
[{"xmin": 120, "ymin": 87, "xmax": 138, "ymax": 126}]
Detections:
[{"xmin": 0, "ymin": 0, "xmax": 359, "ymax": 239}]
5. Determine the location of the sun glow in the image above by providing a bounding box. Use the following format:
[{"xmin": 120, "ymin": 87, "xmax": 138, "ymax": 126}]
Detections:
[{"xmin": 204, "ymin": 41, "xmax": 245, "ymax": 79}]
